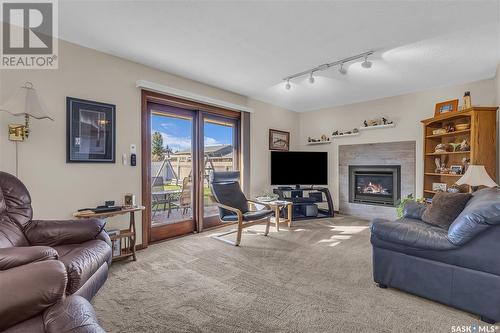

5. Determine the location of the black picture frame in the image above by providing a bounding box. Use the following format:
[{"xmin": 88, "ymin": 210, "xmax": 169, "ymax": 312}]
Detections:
[{"xmin": 66, "ymin": 97, "xmax": 116, "ymax": 163}]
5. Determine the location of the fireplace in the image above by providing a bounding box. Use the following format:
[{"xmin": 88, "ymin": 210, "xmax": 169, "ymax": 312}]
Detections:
[{"xmin": 349, "ymin": 165, "xmax": 401, "ymax": 206}]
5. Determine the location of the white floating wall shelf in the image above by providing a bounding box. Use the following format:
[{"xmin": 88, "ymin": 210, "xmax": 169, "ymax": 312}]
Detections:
[{"xmin": 359, "ymin": 123, "xmax": 395, "ymax": 131}]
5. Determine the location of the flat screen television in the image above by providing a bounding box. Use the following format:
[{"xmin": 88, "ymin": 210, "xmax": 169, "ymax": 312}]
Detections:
[{"xmin": 271, "ymin": 151, "xmax": 328, "ymax": 186}]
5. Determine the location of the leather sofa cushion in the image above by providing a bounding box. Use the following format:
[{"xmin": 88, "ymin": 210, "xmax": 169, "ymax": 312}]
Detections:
[
  {"xmin": 0, "ymin": 246, "xmax": 58, "ymax": 270},
  {"xmin": 421, "ymin": 192, "xmax": 472, "ymax": 229},
  {"xmin": 0, "ymin": 260, "xmax": 67, "ymax": 331},
  {"xmin": 448, "ymin": 187, "xmax": 500, "ymax": 246},
  {"xmin": 0, "ymin": 216, "xmax": 29, "ymax": 248},
  {"xmin": 54, "ymin": 240, "xmax": 111, "ymax": 295},
  {"xmin": 43, "ymin": 295, "xmax": 105, "ymax": 333},
  {"xmin": 0, "ymin": 172, "xmax": 33, "ymax": 229},
  {"xmin": 403, "ymin": 202, "xmax": 427, "ymax": 220},
  {"xmin": 371, "ymin": 223, "xmax": 500, "ymax": 276},
  {"xmin": 370, "ymin": 218, "xmax": 456, "ymax": 250},
  {"xmin": 221, "ymin": 209, "xmax": 273, "ymax": 222}
]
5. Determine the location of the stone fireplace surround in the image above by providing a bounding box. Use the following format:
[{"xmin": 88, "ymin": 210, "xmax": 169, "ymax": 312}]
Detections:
[{"xmin": 339, "ymin": 141, "xmax": 416, "ymax": 220}]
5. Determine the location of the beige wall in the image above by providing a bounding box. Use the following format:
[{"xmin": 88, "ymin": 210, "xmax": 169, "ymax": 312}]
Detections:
[
  {"xmin": 0, "ymin": 40, "xmax": 298, "ymax": 245},
  {"xmin": 299, "ymin": 79, "xmax": 497, "ymax": 209},
  {"xmin": 246, "ymin": 99, "xmax": 299, "ymax": 197}
]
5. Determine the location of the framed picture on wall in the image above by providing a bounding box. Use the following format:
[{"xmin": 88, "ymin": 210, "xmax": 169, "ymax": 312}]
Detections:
[
  {"xmin": 269, "ymin": 129, "xmax": 290, "ymax": 151},
  {"xmin": 67, "ymin": 97, "xmax": 116, "ymax": 163}
]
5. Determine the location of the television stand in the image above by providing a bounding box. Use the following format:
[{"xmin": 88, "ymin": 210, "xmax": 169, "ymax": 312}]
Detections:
[{"xmin": 273, "ymin": 187, "xmax": 334, "ymax": 221}]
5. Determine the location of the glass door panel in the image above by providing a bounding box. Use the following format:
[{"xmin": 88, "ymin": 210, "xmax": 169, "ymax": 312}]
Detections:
[
  {"xmin": 202, "ymin": 116, "xmax": 238, "ymax": 227},
  {"xmin": 149, "ymin": 105, "xmax": 196, "ymax": 242}
]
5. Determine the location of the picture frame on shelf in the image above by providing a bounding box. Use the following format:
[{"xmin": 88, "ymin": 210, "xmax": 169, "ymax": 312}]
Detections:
[
  {"xmin": 449, "ymin": 165, "xmax": 463, "ymax": 175},
  {"xmin": 269, "ymin": 129, "xmax": 290, "ymax": 151},
  {"xmin": 432, "ymin": 182, "xmax": 448, "ymax": 192},
  {"xmin": 67, "ymin": 97, "xmax": 116, "ymax": 163},
  {"xmin": 434, "ymin": 99, "xmax": 459, "ymax": 117}
]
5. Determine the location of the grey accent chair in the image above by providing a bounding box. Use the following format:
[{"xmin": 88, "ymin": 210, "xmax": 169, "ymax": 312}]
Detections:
[
  {"xmin": 370, "ymin": 187, "xmax": 500, "ymax": 324},
  {"xmin": 210, "ymin": 171, "xmax": 273, "ymax": 246}
]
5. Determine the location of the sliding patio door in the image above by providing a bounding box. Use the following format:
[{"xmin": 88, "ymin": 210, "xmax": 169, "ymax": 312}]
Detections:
[{"xmin": 142, "ymin": 92, "xmax": 241, "ymax": 244}]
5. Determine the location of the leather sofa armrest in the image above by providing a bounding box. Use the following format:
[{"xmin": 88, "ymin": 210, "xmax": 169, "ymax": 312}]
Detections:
[
  {"xmin": 43, "ymin": 295, "xmax": 105, "ymax": 333},
  {"xmin": 24, "ymin": 218, "xmax": 106, "ymax": 247},
  {"xmin": 0, "ymin": 260, "xmax": 67, "ymax": 331},
  {"xmin": 0, "ymin": 246, "xmax": 58, "ymax": 270},
  {"xmin": 403, "ymin": 202, "xmax": 427, "ymax": 220}
]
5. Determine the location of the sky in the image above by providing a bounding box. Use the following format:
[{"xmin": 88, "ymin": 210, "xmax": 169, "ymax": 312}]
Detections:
[{"xmin": 151, "ymin": 114, "xmax": 233, "ymax": 152}]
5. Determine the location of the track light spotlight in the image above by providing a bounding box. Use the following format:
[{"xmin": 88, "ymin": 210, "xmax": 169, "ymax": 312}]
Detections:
[
  {"xmin": 308, "ymin": 72, "xmax": 315, "ymax": 84},
  {"xmin": 285, "ymin": 79, "xmax": 291, "ymax": 90},
  {"xmin": 361, "ymin": 55, "xmax": 372, "ymax": 69},
  {"xmin": 338, "ymin": 63, "xmax": 347, "ymax": 75}
]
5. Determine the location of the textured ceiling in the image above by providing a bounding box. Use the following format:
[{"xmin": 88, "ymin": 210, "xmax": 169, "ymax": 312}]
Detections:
[{"xmin": 59, "ymin": 1, "xmax": 500, "ymax": 112}]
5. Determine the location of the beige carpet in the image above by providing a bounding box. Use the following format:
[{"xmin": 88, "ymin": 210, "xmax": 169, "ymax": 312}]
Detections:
[{"xmin": 93, "ymin": 216, "xmax": 483, "ymax": 333}]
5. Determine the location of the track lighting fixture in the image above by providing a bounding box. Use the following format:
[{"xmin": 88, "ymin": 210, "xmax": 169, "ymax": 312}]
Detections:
[
  {"xmin": 338, "ymin": 63, "xmax": 347, "ymax": 75},
  {"xmin": 361, "ymin": 55, "xmax": 372, "ymax": 69},
  {"xmin": 308, "ymin": 72, "xmax": 315, "ymax": 84},
  {"xmin": 282, "ymin": 51, "xmax": 373, "ymax": 90}
]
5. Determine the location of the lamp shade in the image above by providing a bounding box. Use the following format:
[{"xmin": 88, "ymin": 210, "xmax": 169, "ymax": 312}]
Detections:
[
  {"xmin": 0, "ymin": 82, "xmax": 53, "ymax": 120},
  {"xmin": 456, "ymin": 165, "xmax": 497, "ymax": 188}
]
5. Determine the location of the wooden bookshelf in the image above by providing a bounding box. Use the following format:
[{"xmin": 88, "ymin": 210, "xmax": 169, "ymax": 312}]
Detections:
[{"xmin": 421, "ymin": 107, "xmax": 498, "ymax": 199}]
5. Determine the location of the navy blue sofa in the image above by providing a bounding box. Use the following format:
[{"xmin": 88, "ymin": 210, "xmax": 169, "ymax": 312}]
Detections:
[{"xmin": 370, "ymin": 188, "xmax": 500, "ymax": 323}]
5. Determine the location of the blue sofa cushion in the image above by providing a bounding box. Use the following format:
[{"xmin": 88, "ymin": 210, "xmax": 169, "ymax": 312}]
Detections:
[
  {"xmin": 448, "ymin": 188, "xmax": 500, "ymax": 246},
  {"xmin": 370, "ymin": 218, "xmax": 456, "ymax": 250}
]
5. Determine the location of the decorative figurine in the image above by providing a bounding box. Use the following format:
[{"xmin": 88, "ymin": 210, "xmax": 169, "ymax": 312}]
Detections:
[
  {"xmin": 445, "ymin": 123, "xmax": 455, "ymax": 133},
  {"xmin": 463, "ymin": 91, "xmax": 472, "ymax": 110},
  {"xmin": 449, "ymin": 142, "xmax": 461, "ymax": 152},
  {"xmin": 434, "ymin": 143, "xmax": 453, "ymax": 153},
  {"xmin": 352, "ymin": 128, "xmax": 359, "ymax": 133},
  {"xmin": 332, "ymin": 130, "xmax": 339, "ymax": 136},
  {"xmin": 434, "ymin": 158, "xmax": 441, "ymax": 173},
  {"xmin": 364, "ymin": 120, "xmax": 368, "ymax": 127},
  {"xmin": 462, "ymin": 157, "xmax": 471, "ymax": 172},
  {"xmin": 459, "ymin": 139, "xmax": 470, "ymax": 152},
  {"xmin": 321, "ymin": 134, "xmax": 327, "ymax": 141}
]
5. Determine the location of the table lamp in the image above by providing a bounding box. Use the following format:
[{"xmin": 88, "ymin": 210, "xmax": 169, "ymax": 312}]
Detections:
[
  {"xmin": 456, "ymin": 165, "xmax": 498, "ymax": 192},
  {"xmin": 0, "ymin": 82, "xmax": 53, "ymax": 141}
]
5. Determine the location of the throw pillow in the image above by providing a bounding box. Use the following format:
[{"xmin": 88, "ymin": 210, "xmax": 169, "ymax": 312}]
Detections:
[{"xmin": 421, "ymin": 192, "xmax": 472, "ymax": 229}]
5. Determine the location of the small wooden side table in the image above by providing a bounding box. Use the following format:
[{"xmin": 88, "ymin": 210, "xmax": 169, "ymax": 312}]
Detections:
[
  {"xmin": 74, "ymin": 206, "xmax": 145, "ymax": 262},
  {"xmin": 264, "ymin": 201, "xmax": 293, "ymax": 231}
]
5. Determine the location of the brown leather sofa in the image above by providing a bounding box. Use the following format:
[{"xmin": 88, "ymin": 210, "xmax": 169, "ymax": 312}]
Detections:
[{"xmin": 0, "ymin": 171, "xmax": 111, "ymax": 332}]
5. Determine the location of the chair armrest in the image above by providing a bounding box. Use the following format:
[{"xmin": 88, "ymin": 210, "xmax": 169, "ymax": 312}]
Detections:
[
  {"xmin": 403, "ymin": 202, "xmax": 427, "ymax": 220},
  {"xmin": 247, "ymin": 200, "xmax": 271, "ymax": 211},
  {"xmin": 213, "ymin": 202, "xmax": 243, "ymax": 220},
  {"xmin": 0, "ymin": 246, "xmax": 58, "ymax": 270},
  {"xmin": 25, "ymin": 218, "xmax": 106, "ymax": 247},
  {"xmin": 43, "ymin": 295, "xmax": 105, "ymax": 333},
  {"xmin": 0, "ymin": 260, "xmax": 67, "ymax": 331}
]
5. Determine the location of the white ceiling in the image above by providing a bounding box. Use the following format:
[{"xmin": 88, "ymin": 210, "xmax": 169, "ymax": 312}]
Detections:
[{"xmin": 59, "ymin": 1, "xmax": 500, "ymax": 112}]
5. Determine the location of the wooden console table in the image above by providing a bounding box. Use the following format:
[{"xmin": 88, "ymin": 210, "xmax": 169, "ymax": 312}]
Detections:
[{"xmin": 74, "ymin": 206, "xmax": 145, "ymax": 262}]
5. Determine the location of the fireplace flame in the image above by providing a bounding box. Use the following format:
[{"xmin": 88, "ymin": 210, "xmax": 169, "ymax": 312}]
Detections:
[{"xmin": 362, "ymin": 182, "xmax": 389, "ymax": 195}]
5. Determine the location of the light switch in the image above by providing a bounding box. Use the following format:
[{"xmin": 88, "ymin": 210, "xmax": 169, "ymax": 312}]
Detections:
[{"xmin": 122, "ymin": 153, "xmax": 128, "ymax": 165}]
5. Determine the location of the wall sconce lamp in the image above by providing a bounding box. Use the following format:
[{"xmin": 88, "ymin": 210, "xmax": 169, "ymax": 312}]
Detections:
[{"xmin": 0, "ymin": 82, "xmax": 54, "ymax": 141}]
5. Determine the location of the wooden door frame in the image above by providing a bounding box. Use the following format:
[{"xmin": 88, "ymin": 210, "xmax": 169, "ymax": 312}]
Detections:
[{"xmin": 141, "ymin": 90, "xmax": 241, "ymax": 248}]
